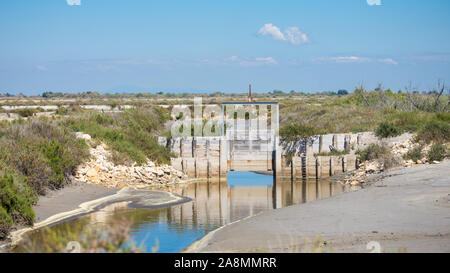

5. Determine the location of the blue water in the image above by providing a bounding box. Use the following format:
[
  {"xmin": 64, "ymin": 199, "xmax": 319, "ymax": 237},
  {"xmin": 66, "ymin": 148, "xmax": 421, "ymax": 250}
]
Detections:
[
  {"xmin": 16, "ymin": 172, "xmax": 348, "ymax": 253},
  {"xmin": 227, "ymin": 171, "xmax": 273, "ymax": 187}
]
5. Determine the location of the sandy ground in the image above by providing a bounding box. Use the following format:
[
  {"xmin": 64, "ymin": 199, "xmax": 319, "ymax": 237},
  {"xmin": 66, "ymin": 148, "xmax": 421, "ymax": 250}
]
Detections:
[
  {"xmin": 33, "ymin": 182, "xmax": 118, "ymax": 222},
  {"xmin": 187, "ymin": 161, "xmax": 450, "ymax": 253}
]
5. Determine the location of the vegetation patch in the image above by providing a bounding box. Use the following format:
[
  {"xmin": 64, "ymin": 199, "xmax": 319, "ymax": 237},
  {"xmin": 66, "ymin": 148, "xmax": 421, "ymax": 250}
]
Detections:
[
  {"xmin": 375, "ymin": 121, "xmax": 402, "ymax": 138},
  {"xmin": 280, "ymin": 123, "xmax": 326, "ymax": 142},
  {"xmin": 404, "ymin": 145, "xmax": 423, "ymax": 162},
  {"xmin": 427, "ymin": 143, "xmax": 448, "ymax": 162},
  {"xmin": 356, "ymin": 143, "xmax": 402, "ymax": 169},
  {"xmin": 0, "ymin": 174, "xmax": 36, "ymax": 239},
  {"xmin": 415, "ymin": 118, "xmax": 450, "ymax": 144},
  {"xmin": 63, "ymin": 106, "xmax": 173, "ymax": 165},
  {"xmin": 0, "ymin": 119, "xmax": 89, "ymax": 238}
]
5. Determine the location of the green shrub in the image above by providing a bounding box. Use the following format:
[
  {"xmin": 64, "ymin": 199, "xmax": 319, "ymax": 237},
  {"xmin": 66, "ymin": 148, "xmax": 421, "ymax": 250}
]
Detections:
[
  {"xmin": 435, "ymin": 112, "xmax": 450, "ymax": 123},
  {"xmin": 280, "ymin": 123, "xmax": 325, "ymax": 141},
  {"xmin": 0, "ymin": 119, "xmax": 90, "ymax": 238},
  {"xmin": 0, "ymin": 206, "xmax": 13, "ymax": 239},
  {"xmin": 0, "ymin": 175, "xmax": 36, "ymax": 239},
  {"xmin": 356, "ymin": 144, "xmax": 390, "ymax": 162},
  {"xmin": 55, "ymin": 107, "xmax": 68, "ymax": 115},
  {"xmin": 427, "ymin": 143, "xmax": 447, "ymax": 162},
  {"xmin": 404, "ymin": 145, "xmax": 423, "ymax": 162},
  {"xmin": 17, "ymin": 108, "xmax": 35, "ymax": 118},
  {"xmin": 356, "ymin": 144, "xmax": 402, "ymax": 169},
  {"xmin": 416, "ymin": 118, "xmax": 450, "ymax": 144},
  {"xmin": 383, "ymin": 154, "xmax": 404, "ymax": 170},
  {"xmin": 63, "ymin": 106, "xmax": 173, "ymax": 165},
  {"xmin": 0, "ymin": 120, "xmax": 89, "ymax": 194},
  {"xmin": 40, "ymin": 140, "xmax": 83, "ymax": 189},
  {"xmin": 375, "ymin": 121, "xmax": 402, "ymax": 138},
  {"xmin": 388, "ymin": 111, "xmax": 425, "ymax": 132}
]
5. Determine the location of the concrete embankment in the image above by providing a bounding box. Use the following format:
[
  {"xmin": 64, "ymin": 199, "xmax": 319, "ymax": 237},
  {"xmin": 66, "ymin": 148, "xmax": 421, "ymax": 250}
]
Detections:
[{"xmin": 187, "ymin": 161, "xmax": 450, "ymax": 253}]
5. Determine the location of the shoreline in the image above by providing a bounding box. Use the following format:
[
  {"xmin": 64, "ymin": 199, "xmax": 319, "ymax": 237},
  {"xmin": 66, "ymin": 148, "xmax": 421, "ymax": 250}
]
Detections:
[
  {"xmin": 0, "ymin": 182, "xmax": 192, "ymax": 252},
  {"xmin": 185, "ymin": 161, "xmax": 450, "ymax": 253}
]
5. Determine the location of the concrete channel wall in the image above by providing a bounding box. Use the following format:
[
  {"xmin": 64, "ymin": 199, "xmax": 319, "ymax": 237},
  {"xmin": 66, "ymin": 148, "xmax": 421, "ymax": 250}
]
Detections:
[{"xmin": 159, "ymin": 132, "xmax": 378, "ymax": 180}]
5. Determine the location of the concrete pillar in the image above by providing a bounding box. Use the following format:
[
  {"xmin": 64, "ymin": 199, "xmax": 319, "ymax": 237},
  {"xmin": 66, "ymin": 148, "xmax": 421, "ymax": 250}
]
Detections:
[
  {"xmin": 342, "ymin": 156, "xmax": 348, "ymax": 172},
  {"xmin": 319, "ymin": 135, "xmax": 324, "ymax": 153},
  {"xmin": 171, "ymin": 158, "xmax": 183, "ymax": 172},
  {"xmin": 344, "ymin": 135, "xmax": 350, "ymax": 151},
  {"xmin": 317, "ymin": 156, "xmax": 331, "ymax": 178},
  {"xmin": 292, "ymin": 156, "xmax": 302, "ymax": 179},
  {"xmin": 219, "ymin": 137, "xmax": 228, "ymax": 176},
  {"xmin": 280, "ymin": 156, "xmax": 291, "ymax": 179},
  {"xmin": 332, "ymin": 135, "xmax": 338, "ymax": 149},
  {"xmin": 330, "ymin": 156, "xmax": 343, "ymax": 175},
  {"xmin": 274, "ymin": 136, "xmax": 282, "ymax": 177},
  {"xmin": 345, "ymin": 155, "xmax": 357, "ymax": 172},
  {"xmin": 195, "ymin": 159, "xmax": 208, "ymax": 178},
  {"xmin": 305, "ymin": 156, "xmax": 316, "ymax": 178},
  {"xmin": 184, "ymin": 158, "xmax": 196, "ymax": 177}
]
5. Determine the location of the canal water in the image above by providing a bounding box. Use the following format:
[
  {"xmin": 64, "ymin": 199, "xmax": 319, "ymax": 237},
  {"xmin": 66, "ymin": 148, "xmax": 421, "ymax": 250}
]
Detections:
[{"xmin": 15, "ymin": 172, "xmax": 352, "ymax": 253}]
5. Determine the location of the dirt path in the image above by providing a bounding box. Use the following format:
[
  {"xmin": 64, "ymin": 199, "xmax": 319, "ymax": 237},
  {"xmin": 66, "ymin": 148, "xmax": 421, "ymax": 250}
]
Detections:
[
  {"xmin": 186, "ymin": 161, "xmax": 450, "ymax": 253},
  {"xmin": 33, "ymin": 182, "xmax": 118, "ymax": 222}
]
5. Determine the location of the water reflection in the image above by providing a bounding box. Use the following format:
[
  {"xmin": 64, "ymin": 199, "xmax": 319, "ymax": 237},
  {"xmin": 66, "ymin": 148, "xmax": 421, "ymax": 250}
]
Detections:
[{"xmin": 16, "ymin": 172, "xmax": 350, "ymax": 253}]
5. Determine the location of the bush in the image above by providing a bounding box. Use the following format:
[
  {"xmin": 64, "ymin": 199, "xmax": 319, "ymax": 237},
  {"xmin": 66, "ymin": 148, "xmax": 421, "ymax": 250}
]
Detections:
[
  {"xmin": 356, "ymin": 144, "xmax": 402, "ymax": 169},
  {"xmin": 375, "ymin": 121, "xmax": 402, "ymax": 138},
  {"xmin": 383, "ymin": 154, "xmax": 404, "ymax": 170},
  {"xmin": 40, "ymin": 140, "xmax": 76, "ymax": 189},
  {"xmin": 404, "ymin": 145, "xmax": 423, "ymax": 162},
  {"xmin": 0, "ymin": 119, "xmax": 89, "ymax": 238},
  {"xmin": 0, "ymin": 175, "xmax": 36, "ymax": 239},
  {"xmin": 280, "ymin": 123, "xmax": 325, "ymax": 141},
  {"xmin": 55, "ymin": 107, "xmax": 68, "ymax": 116},
  {"xmin": 427, "ymin": 143, "xmax": 447, "ymax": 162},
  {"xmin": 17, "ymin": 108, "xmax": 35, "ymax": 118},
  {"xmin": 0, "ymin": 120, "xmax": 89, "ymax": 194},
  {"xmin": 356, "ymin": 144, "xmax": 390, "ymax": 162},
  {"xmin": 63, "ymin": 106, "xmax": 173, "ymax": 165},
  {"xmin": 388, "ymin": 111, "xmax": 425, "ymax": 133},
  {"xmin": 416, "ymin": 118, "xmax": 450, "ymax": 144},
  {"xmin": 0, "ymin": 206, "xmax": 13, "ymax": 239}
]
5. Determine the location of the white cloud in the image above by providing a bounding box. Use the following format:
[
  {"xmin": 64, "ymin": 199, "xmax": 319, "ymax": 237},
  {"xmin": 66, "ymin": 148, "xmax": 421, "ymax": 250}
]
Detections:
[
  {"xmin": 379, "ymin": 58, "xmax": 398, "ymax": 65},
  {"xmin": 227, "ymin": 56, "xmax": 277, "ymax": 66},
  {"xmin": 36, "ymin": 65, "xmax": 47, "ymax": 71},
  {"xmin": 367, "ymin": 0, "xmax": 381, "ymax": 6},
  {"xmin": 255, "ymin": 57, "xmax": 277, "ymax": 65},
  {"xmin": 315, "ymin": 56, "xmax": 371, "ymax": 63},
  {"xmin": 284, "ymin": 27, "xmax": 309, "ymax": 45},
  {"xmin": 66, "ymin": 0, "xmax": 81, "ymax": 6},
  {"xmin": 258, "ymin": 23, "xmax": 309, "ymax": 45},
  {"xmin": 258, "ymin": 24, "xmax": 285, "ymax": 41}
]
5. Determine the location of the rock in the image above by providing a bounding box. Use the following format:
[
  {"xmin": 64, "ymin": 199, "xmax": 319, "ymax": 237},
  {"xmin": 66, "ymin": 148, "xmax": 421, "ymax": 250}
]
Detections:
[
  {"xmin": 86, "ymin": 167, "xmax": 98, "ymax": 178},
  {"xmin": 433, "ymin": 161, "xmax": 440, "ymax": 164},
  {"xmin": 416, "ymin": 160, "xmax": 423, "ymax": 164},
  {"xmin": 351, "ymin": 181, "xmax": 360, "ymax": 186},
  {"xmin": 365, "ymin": 162, "xmax": 380, "ymax": 173},
  {"xmin": 73, "ymin": 133, "xmax": 187, "ymax": 189},
  {"xmin": 75, "ymin": 132, "xmax": 92, "ymax": 140},
  {"xmin": 154, "ymin": 169, "xmax": 164, "ymax": 177}
]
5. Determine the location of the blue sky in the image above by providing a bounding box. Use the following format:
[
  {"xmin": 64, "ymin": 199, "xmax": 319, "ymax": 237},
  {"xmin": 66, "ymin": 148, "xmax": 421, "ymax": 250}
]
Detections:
[{"xmin": 1, "ymin": 0, "xmax": 449, "ymax": 95}]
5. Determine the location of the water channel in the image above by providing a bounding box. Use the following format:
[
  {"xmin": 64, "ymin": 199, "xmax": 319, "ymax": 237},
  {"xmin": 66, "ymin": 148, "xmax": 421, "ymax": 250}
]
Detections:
[{"xmin": 14, "ymin": 172, "xmax": 353, "ymax": 253}]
